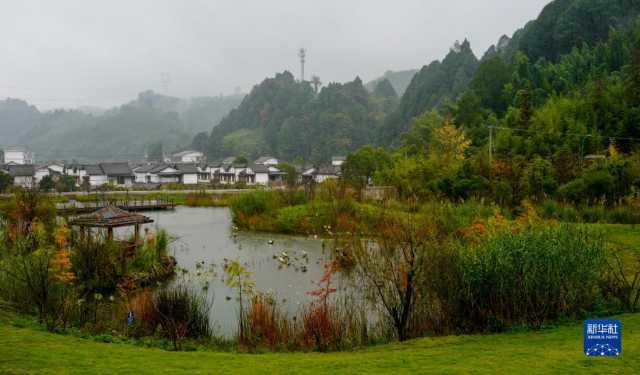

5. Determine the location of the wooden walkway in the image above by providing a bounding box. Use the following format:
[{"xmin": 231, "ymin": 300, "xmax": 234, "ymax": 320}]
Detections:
[{"xmin": 56, "ymin": 199, "xmax": 176, "ymax": 215}]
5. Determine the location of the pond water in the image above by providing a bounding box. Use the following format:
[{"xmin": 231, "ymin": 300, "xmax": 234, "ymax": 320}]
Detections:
[{"xmin": 126, "ymin": 207, "xmax": 335, "ymax": 336}]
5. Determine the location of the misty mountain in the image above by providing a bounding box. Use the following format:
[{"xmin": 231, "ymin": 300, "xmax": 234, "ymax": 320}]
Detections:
[
  {"xmin": 0, "ymin": 91, "xmax": 243, "ymax": 162},
  {"xmin": 365, "ymin": 69, "xmax": 418, "ymax": 96}
]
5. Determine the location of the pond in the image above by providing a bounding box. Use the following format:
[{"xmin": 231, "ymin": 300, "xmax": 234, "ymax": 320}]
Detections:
[{"xmin": 134, "ymin": 207, "xmax": 335, "ymax": 336}]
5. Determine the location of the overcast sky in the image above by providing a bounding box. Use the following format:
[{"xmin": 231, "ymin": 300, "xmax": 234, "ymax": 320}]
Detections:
[{"xmin": 0, "ymin": 0, "xmax": 550, "ymax": 110}]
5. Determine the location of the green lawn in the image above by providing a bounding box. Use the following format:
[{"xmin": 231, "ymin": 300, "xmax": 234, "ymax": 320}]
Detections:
[{"xmin": 0, "ymin": 314, "xmax": 638, "ymax": 374}]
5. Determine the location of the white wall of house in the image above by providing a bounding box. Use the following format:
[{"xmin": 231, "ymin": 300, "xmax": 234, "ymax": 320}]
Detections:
[
  {"xmin": 48, "ymin": 164, "xmax": 64, "ymax": 174},
  {"xmin": 255, "ymin": 173, "xmax": 269, "ymax": 185},
  {"xmin": 159, "ymin": 176, "xmax": 180, "ymax": 184},
  {"xmin": 108, "ymin": 176, "xmax": 133, "ymax": 187},
  {"xmin": 13, "ymin": 176, "xmax": 35, "ymax": 188},
  {"xmin": 315, "ymin": 174, "xmax": 338, "ymax": 183},
  {"xmin": 258, "ymin": 158, "xmax": 279, "ymax": 166},
  {"xmin": 134, "ymin": 172, "xmax": 147, "ymax": 184},
  {"xmin": 89, "ymin": 175, "xmax": 108, "ymax": 187},
  {"xmin": 182, "ymin": 173, "xmax": 198, "ymax": 185},
  {"xmin": 174, "ymin": 151, "xmax": 204, "ymax": 163},
  {"xmin": 4, "ymin": 150, "xmax": 34, "ymax": 165}
]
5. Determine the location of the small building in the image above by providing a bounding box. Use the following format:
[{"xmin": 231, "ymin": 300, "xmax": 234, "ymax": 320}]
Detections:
[
  {"xmin": 172, "ymin": 150, "xmax": 204, "ymax": 164},
  {"xmin": 3, "ymin": 146, "xmax": 34, "ymax": 165},
  {"xmin": 302, "ymin": 165, "xmax": 341, "ymax": 184},
  {"xmin": 175, "ymin": 163, "xmax": 199, "ymax": 185},
  {"xmin": 7, "ymin": 164, "xmax": 36, "ymax": 188},
  {"xmin": 133, "ymin": 163, "xmax": 158, "ymax": 184},
  {"xmin": 84, "ymin": 165, "xmax": 108, "ymax": 187},
  {"xmin": 99, "ymin": 162, "xmax": 134, "ymax": 187},
  {"xmin": 254, "ymin": 156, "xmax": 279, "ymax": 167},
  {"xmin": 34, "ymin": 165, "xmax": 51, "ymax": 184},
  {"xmin": 332, "ymin": 156, "xmax": 346, "ymax": 167}
]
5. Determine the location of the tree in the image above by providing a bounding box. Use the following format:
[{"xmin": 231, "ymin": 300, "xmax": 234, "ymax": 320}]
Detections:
[
  {"xmin": 342, "ymin": 146, "xmax": 392, "ymax": 196},
  {"xmin": 147, "ymin": 142, "xmax": 164, "ymax": 162},
  {"xmin": 277, "ymin": 162, "xmax": 298, "ymax": 187},
  {"xmin": 0, "ymin": 171, "xmax": 13, "ymax": 193},
  {"xmin": 470, "ymin": 56, "xmax": 512, "ymax": 115},
  {"xmin": 38, "ymin": 175, "xmax": 55, "ymax": 192},
  {"xmin": 311, "ymin": 75, "xmax": 322, "ymax": 94},
  {"xmin": 191, "ymin": 132, "xmax": 209, "ymax": 152},
  {"xmin": 345, "ymin": 209, "xmax": 448, "ymax": 341},
  {"xmin": 373, "ymin": 78, "xmax": 398, "ymax": 99},
  {"xmin": 56, "ymin": 176, "xmax": 77, "ymax": 193},
  {"xmin": 427, "ymin": 118, "xmax": 472, "ymax": 178}
]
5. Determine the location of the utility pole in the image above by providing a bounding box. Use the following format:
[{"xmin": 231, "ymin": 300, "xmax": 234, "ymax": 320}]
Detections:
[{"xmin": 298, "ymin": 48, "xmax": 306, "ymax": 82}]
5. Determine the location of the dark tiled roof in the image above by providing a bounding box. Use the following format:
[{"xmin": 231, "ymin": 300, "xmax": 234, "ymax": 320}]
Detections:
[
  {"xmin": 133, "ymin": 164, "xmax": 158, "ymax": 173},
  {"xmin": 99, "ymin": 162, "xmax": 133, "ymax": 177},
  {"xmin": 316, "ymin": 165, "xmax": 341, "ymax": 176},
  {"xmin": 175, "ymin": 163, "xmax": 199, "ymax": 174},
  {"xmin": 84, "ymin": 165, "xmax": 104, "ymax": 176},
  {"xmin": 8, "ymin": 164, "xmax": 35, "ymax": 177},
  {"xmin": 250, "ymin": 164, "xmax": 270, "ymax": 173}
]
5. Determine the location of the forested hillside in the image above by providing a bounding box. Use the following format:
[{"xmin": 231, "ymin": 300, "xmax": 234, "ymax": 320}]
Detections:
[
  {"xmin": 206, "ymin": 72, "xmax": 395, "ymax": 162},
  {"xmin": 379, "ymin": 39, "xmax": 479, "ymax": 143},
  {"xmin": 342, "ymin": 0, "xmax": 640, "ymax": 206},
  {"xmin": 0, "ymin": 91, "xmax": 243, "ymax": 161}
]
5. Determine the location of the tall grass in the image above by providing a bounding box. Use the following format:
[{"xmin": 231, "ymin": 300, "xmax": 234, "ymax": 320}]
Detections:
[
  {"xmin": 153, "ymin": 285, "xmax": 212, "ymax": 350},
  {"xmin": 459, "ymin": 225, "xmax": 607, "ymax": 330}
]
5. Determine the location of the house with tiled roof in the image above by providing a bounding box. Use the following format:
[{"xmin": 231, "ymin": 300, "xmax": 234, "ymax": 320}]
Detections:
[{"xmin": 99, "ymin": 162, "xmax": 134, "ymax": 186}]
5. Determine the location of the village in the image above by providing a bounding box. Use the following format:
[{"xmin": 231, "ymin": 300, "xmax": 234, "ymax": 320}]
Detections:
[{"xmin": 0, "ymin": 146, "xmax": 346, "ymax": 190}]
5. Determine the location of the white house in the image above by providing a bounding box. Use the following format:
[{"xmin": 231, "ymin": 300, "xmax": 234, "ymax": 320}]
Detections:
[
  {"xmin": 133, "ymin": 164, "xmax": 158, "ymax": 184},
  {"xmin": 3, "ymin": 146, "xmax": 34, "ymax": 165},
  {"xmin": 7, "ymin": 164, "xmax": 36, "ymax": 188},
  {"xmin": 332, "ymin": 156, "xmax": 346, "ymax": 167},
  {"xmin": 34, "ymin": 165, "xmax": 51, "ymax": 184},
  {"xmin": 65, "ymin": 164, "xmax": 88, "ymax": 186},
  {"xmin": 100, "ymin": 162, "xmax": 134, "ymax": 187},
  {"xmin": 172, "ymin": 150, "xmax": 204, "ymax": 164},
  {"xmin": 302, "ymin": 165, "xmax": 341, "ymax": 184},
  {"xmin": 84, "ymin": 165, "xmax": 108, "ymax": 187},
  {"xmin": 176, "ymin": 163, "xmax": 199, "ymax": 185},
  {"xmin": 197, "ymin": 165, "xmax": 211, "ymax": 183},
  {"xmin": 254, "ymin": 156, "xmax": 279, "ymax": 167},
  {"xmin": 150, "ymin": 164, "xmax": 181, "ymax": 184}
]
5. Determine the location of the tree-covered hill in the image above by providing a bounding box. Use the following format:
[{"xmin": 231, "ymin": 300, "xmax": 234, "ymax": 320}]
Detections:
[
  {"xmin": 0, "ymin": 91, "xmax": 243, "ymax": 162},
  {"xmin": 206, "ymin": 72, "xmax": 395, "ymax": 162},
  {"xmin": 379, "ymin": 39, "xmax": 479, "ymax": 144}
]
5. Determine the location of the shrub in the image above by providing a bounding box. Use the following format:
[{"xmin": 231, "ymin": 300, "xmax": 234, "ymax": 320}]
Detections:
[
  {"xmin": 244, "ymin": 293, "xmax": 293, "ymax": 350},
  {"xmin": 153, "ymin": 285, "xmax": 212, "ymax": 350},
  {"xmin": 230, "ymin": 191, "xmax": 276, "ymax": 218}
]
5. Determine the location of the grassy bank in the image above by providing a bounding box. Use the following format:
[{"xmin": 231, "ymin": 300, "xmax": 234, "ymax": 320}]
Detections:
[{"xmin": 1, "ymin": 313, "xmax": 638, "ymax": 374}]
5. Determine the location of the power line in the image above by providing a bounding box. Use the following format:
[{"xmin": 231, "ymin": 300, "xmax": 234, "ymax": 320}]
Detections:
[{"xmin": 486, "ymin": 125, "xmax": 640, "ymax": 142}]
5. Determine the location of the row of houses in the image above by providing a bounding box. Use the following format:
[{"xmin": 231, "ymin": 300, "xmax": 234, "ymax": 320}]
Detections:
[{"xmin": 0, "ymin": 153, "xmax": 347, "ymax": 189}]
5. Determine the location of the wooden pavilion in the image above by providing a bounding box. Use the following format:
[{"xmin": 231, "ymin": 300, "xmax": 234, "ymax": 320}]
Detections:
[{"xmin": 69, "ymin": 205, "xmax": 154, "ymax": 245}]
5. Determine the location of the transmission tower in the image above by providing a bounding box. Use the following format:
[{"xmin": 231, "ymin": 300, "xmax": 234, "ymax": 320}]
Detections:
[
  {"xmin": 160, "ymin": 73, "xmax": 170, "ymax": 94},
  {"xmin": 298, "ymin": 48, "xmax": 306, "ymax": 82}
]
